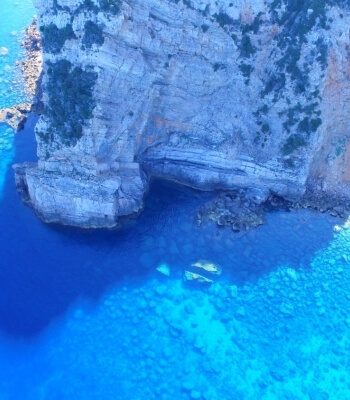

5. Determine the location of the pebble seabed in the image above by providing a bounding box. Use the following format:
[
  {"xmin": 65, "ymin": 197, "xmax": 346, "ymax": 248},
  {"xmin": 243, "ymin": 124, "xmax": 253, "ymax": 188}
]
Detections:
[
  {"xmin": 54, "ymin": 231, "xmax": 350, "ymax": 400},
  {"xmin": 1, "ymin": 177, "xmax": 350, "ymax": 400}
]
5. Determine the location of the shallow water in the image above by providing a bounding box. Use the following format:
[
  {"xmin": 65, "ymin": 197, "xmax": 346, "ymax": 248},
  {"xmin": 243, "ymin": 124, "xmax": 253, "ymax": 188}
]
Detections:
[
  {"xmin": 0, "ymin": 0, "xmax": 36, "ymax": 194},
  {"xmin": 1, "ymin": 2, "xmax": 350, "ymax": 399},
  {"xmin": 0, "ymin": 0, "xmax": 34, "ymax": 108}
]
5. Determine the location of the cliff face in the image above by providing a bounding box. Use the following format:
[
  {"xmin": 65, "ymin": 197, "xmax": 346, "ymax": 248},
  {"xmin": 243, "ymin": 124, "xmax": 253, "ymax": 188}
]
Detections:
[{"xmin": 15, "ymin": 0, "xmax": 350, "ymax": 227}]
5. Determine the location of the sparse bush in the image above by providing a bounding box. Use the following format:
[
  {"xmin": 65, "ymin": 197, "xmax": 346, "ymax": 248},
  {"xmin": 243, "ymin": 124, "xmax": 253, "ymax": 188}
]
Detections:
[
  {"xmin": 239, "ymin": 63, "xmax": 253, "ymax": 78},
  {"xmin": 82, "ymin": 21, "xmax": 104, "ymax": 49},
  {"xmin": 315, "ymin": 38, "xmax": 328, "ymax": 69},
  {"xmin": 99, "ymin": 0, "xmax": 121, "ymax": 15},
  {"xmin": 183, "ymin": 0, "xmax": 194, "ymax": 10},
  {"xmin": 240, "ymin": 34, "xmax": 256, "ymax": 58},
  {"xmin": 298, "ymin": 116, "xmax": 322, "ymax": 134},
  {"xmin": 239, "ymin": 63, "xmax": 253, "ymax": 84},
  {"xmin": 75, "ymin": 0, "xmax": 121, "ymax": 16},
  {"xmin": 281, "ymin": 134, "xmax": 307, "ymax": 155},
  {"xmin": 213, "ymin": 12, "xmax": 234, "ymax": 28},
  {"xmin": 241, "ymin": 13, "xmax": 263, "ymax": 34},
  {"xmin": 213, "ymin": 63, "xmax": 225, "ymax": 72},
  {"xmin": 262, "ymin": 123, "xmax": 270, "ymax": 133},
  {"xmin": 265, "ymin": 0, "xmax": 330, "ymax": 97},
  {"xmin": 310, "ymin": 117, "xmax": 322, "ymax": 132},
  {"xmin": 44, "ymin": 60, "xmax": 98, "ymax": 146},
  {"xmin": 40, "ymin": 23, "xmax": 76, "ymax": 54},
  {"xmin": 262, "ymin": 73, "xmax": 285, "ymax": 96}
]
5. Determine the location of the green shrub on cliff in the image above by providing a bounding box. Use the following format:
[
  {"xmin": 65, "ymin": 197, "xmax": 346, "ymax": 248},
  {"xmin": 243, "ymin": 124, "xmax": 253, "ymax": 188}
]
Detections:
[
  {"xmin": 298, "ymin": 117, "xmax": 322, "ymax": 134},
  {"xmin": 213, "ymin": 12, "xmax": 234, "ymax": 28},
  {"xmin": 239, "ymin": 63, "xmax": 253, "ymax": 84},
  {"xmin": 44, "ymin": 60, "xmax": 97, "ymax": 146},
  {"xmin": 281, "ymin": 134, "xmax": 307, "ymax": 155},
  {"xmin": 75, "ymin": 0, "xmax": 121, "ymax": 16},
  {"xmin": 241, "ymin": 13, "xmax": 263, "ymax": 34},
  {"xmin": 40, "ymin": 23, "xmax": 76, "ymax": 54},
  {"xmin": 266, "ymin": 0, "xmax": 330, "ymax": 96},
  {"xmin": 82, "ymin": 21, "xmax": 104, "ymax": 49},
  {"xmin": 240, "ymin": 34, "xmax": 256, "ymax": 58},
  {"xmin": 99, "ymin": 0, "xmax": 121, "ymax": 15}
]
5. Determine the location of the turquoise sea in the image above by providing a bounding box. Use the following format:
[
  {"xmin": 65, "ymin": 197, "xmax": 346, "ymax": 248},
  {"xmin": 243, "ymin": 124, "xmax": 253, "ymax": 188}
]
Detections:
[{"xmin": 1, "ymin": 1, "xmax": 350, "ymax": 399}]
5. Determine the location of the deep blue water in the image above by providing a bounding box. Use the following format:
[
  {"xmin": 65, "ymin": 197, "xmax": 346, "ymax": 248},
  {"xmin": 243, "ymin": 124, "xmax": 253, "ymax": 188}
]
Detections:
[{"xmin": 1, "ymin": 2, "xmax": 350, "ymax": 399}]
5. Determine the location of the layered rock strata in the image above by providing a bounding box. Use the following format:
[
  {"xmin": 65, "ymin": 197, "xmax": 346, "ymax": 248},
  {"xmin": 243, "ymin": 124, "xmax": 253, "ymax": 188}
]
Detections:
[{"xmin": 14, "ymin": 0, "xmax": 350, "ymax": 227}]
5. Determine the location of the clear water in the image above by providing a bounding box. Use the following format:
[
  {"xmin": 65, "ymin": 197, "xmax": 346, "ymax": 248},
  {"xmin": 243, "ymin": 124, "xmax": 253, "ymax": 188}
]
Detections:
[
  {"xmin": 0, "ymin": 0, "xmax": 36, "ymax": 194},
  {"xmin": 1, "ymin": 2, "xmax": 350, "ymax": 400}
]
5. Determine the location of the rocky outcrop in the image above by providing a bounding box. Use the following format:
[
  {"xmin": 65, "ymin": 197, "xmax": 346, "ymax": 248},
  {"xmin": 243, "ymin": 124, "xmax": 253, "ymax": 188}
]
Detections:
[
  {"xmin": 21, "ymin": 18, "xmax": 43, "ymax": 99},
  {"xmin": 13, "ymin": 161, "xmax": 145, "ymax": 227},
  {"xmin": 14, "ymin": 0, "xmax": 350, "ymax": 227},
  {"xmin": 0, "ymin": 104, "xmax": 31, "ymax": 131}
]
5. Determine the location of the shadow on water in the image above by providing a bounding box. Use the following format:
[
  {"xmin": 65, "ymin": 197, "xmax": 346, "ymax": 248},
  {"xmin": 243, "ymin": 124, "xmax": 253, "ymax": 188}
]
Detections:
[{"xmin": 0, "ymin": 114, "xmax": 339, "ymax": 338}]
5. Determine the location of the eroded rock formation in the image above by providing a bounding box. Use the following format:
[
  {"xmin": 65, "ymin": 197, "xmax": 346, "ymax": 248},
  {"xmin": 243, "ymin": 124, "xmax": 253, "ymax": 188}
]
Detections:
[{"xmin": 14, "ymin": 0, "xmax": 350, "ymax": 227}]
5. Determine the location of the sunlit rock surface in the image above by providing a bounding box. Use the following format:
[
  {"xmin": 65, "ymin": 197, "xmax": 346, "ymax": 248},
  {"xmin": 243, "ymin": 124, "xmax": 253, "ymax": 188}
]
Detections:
[{"xmin": 15, "ymin": 0, "xmax": 350, "ymax": 227}]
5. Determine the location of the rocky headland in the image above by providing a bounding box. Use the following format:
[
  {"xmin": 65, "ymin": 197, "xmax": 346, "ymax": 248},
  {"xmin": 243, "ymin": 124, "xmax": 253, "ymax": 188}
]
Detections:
[{"xmin": 12, "ymin": 0, "xmax": 350, "ymax": 228}]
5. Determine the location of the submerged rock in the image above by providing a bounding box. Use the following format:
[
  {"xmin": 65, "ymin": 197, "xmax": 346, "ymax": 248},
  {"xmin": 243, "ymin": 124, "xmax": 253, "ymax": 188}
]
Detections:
[
  {"xmin": 156, "ymin": 263, "xmax": 170, "ymax": 276},
  {"xmin": 197, "ymin": 189, "xmax": 267, "ymax": 231},
  {"xmin": 184, "ymin": 271, "xmax": 213, "ymax": 284},
  {"xmin": 184, "ymin": 259, "xmax": 222, "ymax": 284},
  {"xmin": 191, "ymin": 260, "xmax": 222, "ymax": 275}
]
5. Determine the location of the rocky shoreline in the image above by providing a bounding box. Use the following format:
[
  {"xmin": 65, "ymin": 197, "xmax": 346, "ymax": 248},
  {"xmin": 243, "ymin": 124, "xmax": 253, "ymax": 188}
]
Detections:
[
  {"xmin": 0, "ymin": 18, "xmax": 42, "ymax": 131},
  {"xmin": 20, "ymin": 17, "xmax": 43, "ymax": 101},
  {"xmin": 0, "ymin": 103, "xmax": 32, "ymax": 131},
  {"xmin": 197, "ymin": 187, "xmax": 350, "ymax": 232}
]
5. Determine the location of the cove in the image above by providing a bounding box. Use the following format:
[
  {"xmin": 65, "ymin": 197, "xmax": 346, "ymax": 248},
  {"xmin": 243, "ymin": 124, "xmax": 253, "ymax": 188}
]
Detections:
[
  {"xmin": 1, "ymin": 117, "xmax": 350, "ymax": 399},
  {"xmin": 1, "ymin": 1, "xmax": 350, "ymax": 399}
]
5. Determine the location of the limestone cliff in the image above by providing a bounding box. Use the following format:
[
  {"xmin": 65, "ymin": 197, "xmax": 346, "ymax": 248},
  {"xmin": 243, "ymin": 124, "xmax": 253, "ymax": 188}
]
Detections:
[{"xmin": 14, "ymin": 0, "xmax": 350, "ymax": 227}]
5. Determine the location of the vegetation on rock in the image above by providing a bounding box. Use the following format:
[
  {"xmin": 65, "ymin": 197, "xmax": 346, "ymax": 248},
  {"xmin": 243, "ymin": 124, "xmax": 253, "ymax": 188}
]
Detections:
[
  {"xmin": 74, "ymin": 0, "xmax": 121, "ymax": 15},
  {"xmin": 281, "ymin": 134, "xmax": 307, "ymax": 155},
  {"xmin": 39, "ymin": 60, "xmax": 97, "ymax": 146},
  {"xmin": 40, "ymin": 23, "xmax": 76, "ymax": 54},
  {"xmin": 82, "ymin": 21, "xmax": 104, "ymax": 49}
]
